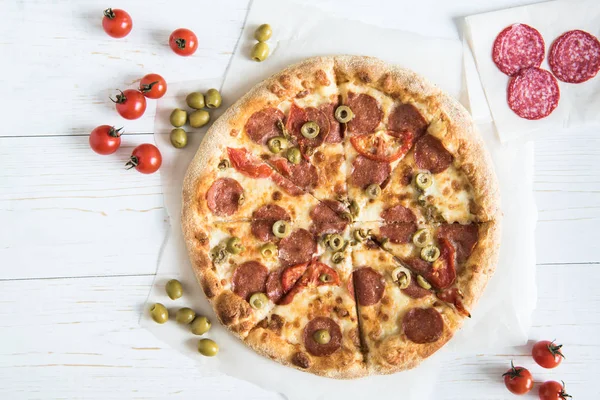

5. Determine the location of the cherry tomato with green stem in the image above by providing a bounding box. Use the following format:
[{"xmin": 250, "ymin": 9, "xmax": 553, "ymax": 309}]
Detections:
[
  {"xmin": 539, "ymin": 381, "xmax": 571, "ymax": 400},
  {"xmin": 89, "ymin": 125, "xmax": 123, "ymax": 155},
  {"xmin": 532, "ymin": 340, "xmax": 564, "ymax": 369},
  {"xmin": 139, "ymin": 74, "xmax": 167, "ymax": 99},
  {"xmin": 111, "ymin": 89, "xmax": 147, "ymax": 120},
  {"xmin": 169, "ymin": 28, "xmax": 198, "ymax": 56},
  {"xmin": 502, "ymin": 361, "xmax": 533, "ymax": 395},
  {"xmin": 102, "ymin": 8, "xmax": 132, "ymax": 38},
  {"xmin": 126, "ymin": 144, "xmax": 162, "ymax": 174}
]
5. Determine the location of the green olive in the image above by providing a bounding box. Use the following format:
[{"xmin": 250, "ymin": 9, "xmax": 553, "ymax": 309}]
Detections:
[
  {"xmin": 226, "ymin": 237, "xmax": 244, "ymax": 255},
  {"xmin": 417, "ymin": 194, "xmax": 427, "ymax": 206},
  {"xmin": 205, "ymin": 89, "xmax": 222, "ymax": 109},
  {"xmin": 341, "ymin": 212, "xmax": 354, "ymax": 223},
  {"xmin": 313, "ymin": 329, "xmax": 331, "ymax": 344},
  {"xmin": 286, "ymin": 147, "xmax": 301, "ymax": 164},
  {"xmin": 170, "ymin": 128, "xmax": 188, "ymax": 149},
  {"xmin": 165, "ymin": 279, "xmax": 183, "ymax": 300},
  {"xmin": 365, "ymin": 184, "xmax": 382, "ymax": 199},
  {"xmin": 170, "ymin": 108, "xmax": 187, "ymax": 127},
  {"xmin": 191, "ymin": 316, "xmax": 212, "ymax": 335},
  {"xmin": 197, "ymin": 338, "xmax": 219, "ymax": 357},
  {"xmin": 319, "ymin": 273, "xmax": 333, "ymax": 283},
  {"xmin": 353, "ymin": 228, "xmax": 370, "ymax": 242},
  {"xmin": 301, "ymin": 121, "xmax": 320, "ymax": 139},
  {"xmin": 349, "ymin": 200, "xmax": 359, "ymax": 219},
  {"xmin": 175, "ymin": 307, "xmax": 196, "ymax": 324},
  {"xmin": 272, "ymin": 220, "xmax": 291, "ymax": 238},
  {"xmin": 209, "ymin": 244, "xmax": 228, "ymax": 263},
  {"xmin": 331, "ymin": 252, "xmax": 344, "ymax": 264},
  {"xmin": 260, "ymin": 242, "xmax": 278, "ymax": 258},
  {"xmin": 189, "ymin": 110, "xmax": 210, "ymax": 128},
  {"xmin": 327, "ymin": 234, "xmax": 345, "ymax": 251},
  {"xmin": 186, "ymin": 92, "xmax": 205, "ymax": 109},
  {"xmin": 412, "ymin": 228, "xmax": 432, "ymax": 248},
  {"xmin": 267, "ymin": 136, "xmax": 289, "ymax": 153},
  {"xmin": 150, "ymin": 303, "xmax": 169, "ymax": 324},
  {"xmin": 254, "ymin": 24, "xmax": 273, "ymax": 42},
  {"xmin": 416, "ymin": 275, "xmax": 432, "ymax": 290},
  {"xmin": 420, "ymin": 245, "xmax": 440, "ymax": 262},
  {"xmin": 415, "ymin": 172, "xmax": 433, "ymax": 191},
  {"xmin": 335, "ymin": 105, "xmax": 354, "ymax": 123},
  {"xmin": 251, "ymin": 42, "xmax": 270, "ymax": 62},
  {"xmin": 249, "ymin": 292, "xmax": 269, "ymax": 310},
  {"xmin": 391, "ymin": 266, "xmax": 411, "ymax": 289},
  {"xmin": 218, "ymin": 159, "xmax": 230, "ymax": 170}
]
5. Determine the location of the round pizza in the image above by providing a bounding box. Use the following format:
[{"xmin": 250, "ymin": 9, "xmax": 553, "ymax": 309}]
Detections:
[{"xmin": 181, "ymin": 55, "xmax": 501, "ymax": 378}]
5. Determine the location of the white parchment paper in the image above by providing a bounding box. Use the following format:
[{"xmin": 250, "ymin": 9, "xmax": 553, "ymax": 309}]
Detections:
[
  {"xmin": 141, "ymin": 1, "xmax": 537, "ymax": 398},
  {"xmin": 465, "ymin": 0, "xmax": 600, "ymax": 143}
]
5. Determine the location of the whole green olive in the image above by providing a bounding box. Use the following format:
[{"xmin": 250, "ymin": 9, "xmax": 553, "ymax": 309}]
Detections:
[
  {"xmin": 205, "ymin": 89, "xmax": 222, "ymax": 109},
  {"xmin": 197, "ymin": 338, "xmax": 219, "ymax": 357},
  {"xmin": 150, "ymin": 303, "xmax": 168, "ymax": 324},
  {"xmin": 170, "ymin": 108, "xmax": 187, "ymax": 127},
  {"xmin": 170, "ymin": 128, "xmax": 188, "ymax": 149},
  {"xmin": 189, "ymin": 109, "xmax": 210, "ymax": 128},
  {"xmin": 251, "ymin": 42, "xmax": 270, "ymax": 62},
  {"xmin": 165, "ymin": 279, "xmax": 183, "ymax": 300},
  {"xmin": 254, "ymin": 24, "xmax": 273, "ymax": 42},
  {"xmin": 175, "ymin": 307, "xmax": 196, "ymax": 324},
  {"xmin": 191, "ymin": 316, "xmax": 212, "ymax": 335},
  {"xmin": 186, "ymin": 92, "xmax": 205, "ymax": 109}
]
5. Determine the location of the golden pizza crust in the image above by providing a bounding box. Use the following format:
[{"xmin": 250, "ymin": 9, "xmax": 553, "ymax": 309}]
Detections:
[{"xmin": 181, "ymin": 55, "xmax": 502, "ymax": 378}]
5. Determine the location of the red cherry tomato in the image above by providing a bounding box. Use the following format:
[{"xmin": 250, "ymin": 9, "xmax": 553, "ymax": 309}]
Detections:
[
  {"xmin": 126, "ymin": 144, "xmax": 162, "ymax": 174},
  {"xmin": 139, "ymin": 74, "xmax": 167, "ymax": 99},
  {"xmin": 169, "ymin": 28, "xmax": 198, "ymax": 56},
  {"xmin": 102, "ymin": 8, "xmax": 132, "ymax": 38},
  {"xmin": 532, "ymin": 340, "xmax": 564, "ymax": 369},
  {"xmin": 539, "ymin": 381, "xmax": 571, "ymax": 400},
  {"xmin": 89, "ymin": 125, "xmax": 122, "ymax": 155},
  {"xmin": 502, "ymin": 361, "xmax": 533, "ymax": 395},
  {"xmin": 111, "ymin": 89, "xmax": 147, "ymax": 120}
]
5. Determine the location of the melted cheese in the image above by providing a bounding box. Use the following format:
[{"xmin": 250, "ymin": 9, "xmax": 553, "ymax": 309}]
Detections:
[{"xmin": 423, "ymin": 165, "xmax": 475, "ymax": 224}]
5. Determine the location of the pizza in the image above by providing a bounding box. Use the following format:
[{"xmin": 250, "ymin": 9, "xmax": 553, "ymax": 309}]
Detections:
[{"xmin": 181, "ymin": 55, "xmax": 501, "ymax": 378}]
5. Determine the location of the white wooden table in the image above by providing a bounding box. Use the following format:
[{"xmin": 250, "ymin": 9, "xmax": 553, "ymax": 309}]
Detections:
[{"xmin": 1, "ymin": 0, "xmax": 598, "ymax": 398}]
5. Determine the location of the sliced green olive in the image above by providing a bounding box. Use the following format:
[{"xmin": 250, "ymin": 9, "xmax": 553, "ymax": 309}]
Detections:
[
  {"xmin": 175, "ymin": 307, "xmax": 196, "ymax": 324},
  {"xmin": 218, "ymin": 159, "xmax": 230, "ymax": 170},
  {"xmin": 251, "ymin": 42, "xmax": 269, "ymax": 62},
  {"xmin": 415, "ymin": 172, "xmax": 433, "ymax": 191},
  {"xmin": 380, "ymin": 237, "xmax": 391, "ymax": 250},
  {"xmin": 349, "ymin": 199, "xmax": 359, "ymax": 219},
  {"xmin": 313, "ymin": 329, "xmax": 331, "ymax": 344},
  {"xmin": 249, "ymin": 292, "xmax": 269, "ymax": 310},
  {"xmin": 286, "ymin": 147, "xmax": 302, "ymax": 164},
  {"xmin": 150, "ymin": 303, "xmax": 168, "ymax": 324},
  {"xmin": 301, "ymin": 121, "xmax": 320, "ymax": 139},
  {"xmin": 197, "ymin": 338, "xmax": 219, "ymax": 357},
  {"xmin": 353, "ymin": 228, "xmax": 370, "ymax": 242},
  {"xmin": 331, "ymin": 252, "xmax": 344, "ymax": 264},
  {"xmin": 341, "ymin": 211, "xmax": 354, "ymax": 223},
  {"xmin": 327, "ymin": 234, "xmax": 345, "ymax": 251},
  {"xmin": 260, "ymin": 242, "xmax": 277, "ymax": 258},
  {"xmin": 365, "ymin": 184, "xmax": 382, "ymax": 199},
  {"xmin": 170, "ymin": 128, "xmax": 188, "ymax": 149},
  {"xmin": 226, "ymin": 237, "xmax": 244, "ymax": 255},
  {"xmin": 191, "ymin": 316, "xmax": 211, "ymax": 335},
  {"xmin": 420, "ymin": 245, "xmax": 440, "ymax": 262},
  {"xmin": 205, "ymin": 89, "xmax": 222, "ymax": 109},
  {"xmin": 267, "ymin": 136, "xmax": 289, "ymax": 153},
  {"xmin": 391, "ymin": 266, "xmax": 411, "ymax": 289},
  {"xmin": 189, "ymin": 109, "xmax": 210, "ymax": 128},
  {"xmin": 412, "ymin": 228, "xmax": 432, "ymax": 248},
  {"xmin": 238, "ymin": 192, "xmax": 245, "ymax": 205},
  {"xmin": 334, "ymin": 105, "xmax": 354, "ymax": 123},
  {"xmin": 417, "ymin": 194, "xmax": 427, "ymax": 206},
  {"xmin": 319, "ymin": 273, "xmax": 332, "ymax": 283},
  {"xmin": 170, "ymin": 108, "xmax": 187, "ymax": 127},
  {"xmin": 254, "ymin": 23, "xmax": 273, "ymax": 42},
  {"xmin": 272, "ymin": 220, "xmax": 291, "ymax": 238},
  {"xmin": 209, "ymin": 244, "xmax": 228, "ymax": 263},
  {"xmin": 186, "ymin": 92, "xmax": 205, "ymax": 109},
  {"xmin": 416, "ymin": 275, "xmax": 432, "ymax": 290},
  {"xmin": 165, "ymin": 279, "xmax": 183, "ymax": 300}
]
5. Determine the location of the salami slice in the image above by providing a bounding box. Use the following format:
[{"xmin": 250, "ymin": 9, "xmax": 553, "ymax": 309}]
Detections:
[
  {"xmin": 381, "ymin": 205, "xmax": 417, "ymax": 223},
  {"xmin": 492, "ymin": 24, "xmax": 545, "ymax": 76},
  {"xmin": 350, "ymin": 155, "xmax": 391, "ymax": 189},
  {"xmin": 353, "ymin": 267, "xmax": 385, "ymax": 306},
  {"xmin": 232, "ymin": 261, "xmax": 268, "ymax": 301},
  {"xmin": 401, "ymin": 273, "xmax": 431, "ymax": 299},
  {"xmin": 286, "ymin": 103, "xmax": 330, "ymax": 149},
  {"xmin": 270, "ymin": 173, "xmax": 304, "ymax": 197},
  {"xmin": 549, "ymin": 30, "xmax": 600, "ymax": 83},
  {"xmin": 345, "ymin": 92, "xmax": 383, "ymax": 134},
  {"xmin": 437, "ymin": 223, "xmax": 479, "ymax": 264},
  {"xmin": 387, "ymin": 103, "xmax": 428, "ymax": 138},
  {"xmin": 205, "ymin": 177, "xmax": 244, "ymax": 217},
  {"xmin": 251, "ymin": 204, "xmax": 291, "ymax": 242},
  {"xmin": 414, "ymin": 134, "xmax": 453, "ymax": 174},
  {"xmin": 278, "ymin": 229, "xmax": 317, "ymax": 268},
  {"xmin": 402, "ymin": 307, "xmax": 443, "ymax": 344},
  {"xmin": 380, "ymin": 205, "xmax": 417, "ymax": 244},
  {"xmin": 310, "ymin": 200, "xmax": 348, "ymax": 235},
  {"xmin": 266, "ymin": 268, "xmax": 284, "ymax": 303},
  {"xmin": 244, "ymin": 107, "xmax": 285, "ymax": 144},
  {"xmin": 303, "ymin": 317, "xmax": 342, "ymax": 356},
  {"xmin": 508, "ymin": 67, "xmax": 560, "ymax": 120},
  {"xmin": 271, "ymin": 157, "xmax": 318, "ymax": 192},
  {"xmin": 319, "ymin": 103, "xmax": 342, "ymax": 143}
]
